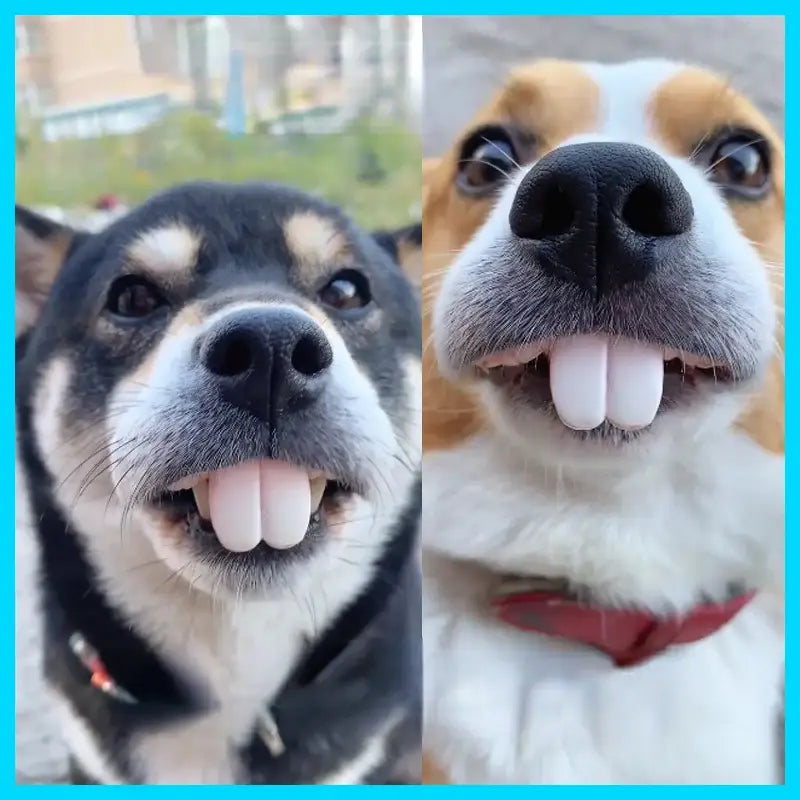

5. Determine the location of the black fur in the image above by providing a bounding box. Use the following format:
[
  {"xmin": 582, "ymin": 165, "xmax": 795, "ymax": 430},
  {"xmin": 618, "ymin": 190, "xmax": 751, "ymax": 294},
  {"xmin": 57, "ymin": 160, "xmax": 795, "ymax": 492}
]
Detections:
[{"xmin": 372, "ymin": 223, "xmax": 422, "ymax": 264}]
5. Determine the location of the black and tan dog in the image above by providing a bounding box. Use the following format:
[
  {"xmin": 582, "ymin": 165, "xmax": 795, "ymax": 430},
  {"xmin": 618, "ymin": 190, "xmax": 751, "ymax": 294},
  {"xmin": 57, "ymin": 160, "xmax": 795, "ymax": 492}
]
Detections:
[{"xmin": 15, "ymin": 182, "xmax": 422, "ymax": 784}]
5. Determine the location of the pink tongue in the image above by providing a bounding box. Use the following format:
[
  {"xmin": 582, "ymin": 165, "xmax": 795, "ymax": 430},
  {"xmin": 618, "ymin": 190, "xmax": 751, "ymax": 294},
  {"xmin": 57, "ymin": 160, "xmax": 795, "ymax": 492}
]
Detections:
[
  {"xmin": 549, "ymin": 335, "xmax": 664, "ymax": 431},
  {"xmin": 208, "ymin": 460, "xmax": 311, "ymax": 552}
]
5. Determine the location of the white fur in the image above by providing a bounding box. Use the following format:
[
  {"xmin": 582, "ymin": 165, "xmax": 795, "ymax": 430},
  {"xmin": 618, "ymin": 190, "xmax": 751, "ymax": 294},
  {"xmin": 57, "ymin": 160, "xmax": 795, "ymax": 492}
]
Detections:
[
  {"xmin": 583, "ymin": 59, "xmax": 684, "ymax": 141},
  {"xmin": 424, "ymin": 60, "xmax": 784, "ymax": 784},
  {"xmin": 423, "ymin": 433, "xmax": 783, "ymax": 784},
  {"xmin": 52, "ymin": 694, "xmax": 124, "ymax": 784}
]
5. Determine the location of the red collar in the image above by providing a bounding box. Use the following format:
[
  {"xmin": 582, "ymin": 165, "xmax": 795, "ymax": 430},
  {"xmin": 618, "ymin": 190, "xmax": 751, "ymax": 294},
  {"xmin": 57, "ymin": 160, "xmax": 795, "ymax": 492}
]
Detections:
[{"xmin": 491, "ymin": 580, "xmax": 756, "ymax": 667}]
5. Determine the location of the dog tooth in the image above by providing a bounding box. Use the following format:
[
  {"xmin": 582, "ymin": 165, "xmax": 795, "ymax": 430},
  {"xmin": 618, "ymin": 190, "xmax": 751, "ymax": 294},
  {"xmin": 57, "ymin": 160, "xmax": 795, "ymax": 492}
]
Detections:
[
  {"xmin": 193, "ymin": 479, "xmax": 211, "ymax": 519},
  {"xmin": 309, "ymin": 476, "xmax": 327, "ymax": 513},
  {"xmin": 549, "ymin": 335, "xmax": 608, "ymax": 430},
  {"xmin": 606, "ymin": 339, "xmax": 664, "ymax": 430},
  {"xmin": 208, "ymin": 462, "xmax": 262, "ymax": 552},
  {"xmin": 259, "ymin": 461, "xmax": 311, "ymax": 550}
]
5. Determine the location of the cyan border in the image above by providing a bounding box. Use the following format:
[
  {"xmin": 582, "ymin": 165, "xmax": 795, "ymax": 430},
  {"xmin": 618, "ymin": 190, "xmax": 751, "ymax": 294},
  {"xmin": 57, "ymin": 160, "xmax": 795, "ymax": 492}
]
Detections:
[{"xmin": 9, "ymin": 8, "xmax": 790, "ymax": 793}]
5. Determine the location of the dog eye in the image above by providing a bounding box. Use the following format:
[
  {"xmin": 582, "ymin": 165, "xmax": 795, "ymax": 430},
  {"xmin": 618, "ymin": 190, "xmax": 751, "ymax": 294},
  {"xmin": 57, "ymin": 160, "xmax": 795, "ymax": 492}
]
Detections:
[
  {"xmin": 457, "ymin": 127, "xmax": 519, "ymax": 195},
  {"xmin": 703, "ymin": 132, "xmax": 770, "ymax": 196},
  {"xmin": 318, "ymin": 270, "xmax": 371, "ymax": 311},
  {"xmin": 106, "ymin": 275, "xmax": 165, "ymax": 318}
]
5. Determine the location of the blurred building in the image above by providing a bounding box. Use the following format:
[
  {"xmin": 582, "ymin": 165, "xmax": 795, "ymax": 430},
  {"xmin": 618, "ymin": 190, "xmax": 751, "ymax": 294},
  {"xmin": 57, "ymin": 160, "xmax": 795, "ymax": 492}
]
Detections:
[
  {"xmin": 15, "ymin": 15, "xmax": 421, "ymax": 141},
  {"xmin": 15, "ymin": 16, "xmax": 194, "ymax": 140}
]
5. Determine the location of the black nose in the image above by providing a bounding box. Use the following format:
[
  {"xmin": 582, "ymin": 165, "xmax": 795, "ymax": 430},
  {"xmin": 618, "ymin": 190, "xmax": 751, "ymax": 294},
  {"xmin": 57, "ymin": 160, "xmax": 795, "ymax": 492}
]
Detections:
[
  {"xmin": 509, "ymin": 142, "xmax": 694, "ymax": 296},
  {"xmin": 200, "ymin": 307, "xmax": 333, "ymax": 421}
]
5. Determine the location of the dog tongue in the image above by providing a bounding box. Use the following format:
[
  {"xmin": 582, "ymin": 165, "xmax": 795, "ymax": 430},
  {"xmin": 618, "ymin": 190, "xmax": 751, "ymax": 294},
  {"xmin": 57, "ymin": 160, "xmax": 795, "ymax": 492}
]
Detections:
[
  {"xmin": 549, "ymin": 335, "xmax": 664, "ymax": 431},
  {"xmin": 208, "ymin": 460, "xmax": 311, "ymax": 552}
]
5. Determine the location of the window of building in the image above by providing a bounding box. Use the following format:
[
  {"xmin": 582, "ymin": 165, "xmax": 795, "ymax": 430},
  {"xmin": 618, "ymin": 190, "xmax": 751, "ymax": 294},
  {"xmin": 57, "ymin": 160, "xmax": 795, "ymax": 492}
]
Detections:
[
  {"xmin": 206, "ymin": 16, "xmax": 230, "ymax": 80},
  {"xmin": 23, "ymin": 84, "xmax": 40, "ymax": 115},
  {"xmin": 24, "ymin": 23, "xmax": 43, "ymax": 55},
  {"xmin": 15, "ymin": 22, "xmax": 29, "ymax": 56},
  {"xmin": 137, "ymin": 15, "xmax": 154, "ymax": 42},
  {"xmin": 177, "ymin": 19, "xmax": 190, "ymax": 77},
  {"xmin": 37, "ymin": 84, "xmax": 54, "ymax": 110}
]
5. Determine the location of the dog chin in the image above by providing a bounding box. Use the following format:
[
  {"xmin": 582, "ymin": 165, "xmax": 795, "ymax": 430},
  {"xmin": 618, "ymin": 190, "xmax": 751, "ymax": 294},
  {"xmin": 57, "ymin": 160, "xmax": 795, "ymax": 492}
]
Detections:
[
  {"xmin": 480, "ymin": 382, "xmax": 752, "ymax": 468},
  {"xmin": 134, "ymin": 489, "xmax": 359, "ymax": 598}
]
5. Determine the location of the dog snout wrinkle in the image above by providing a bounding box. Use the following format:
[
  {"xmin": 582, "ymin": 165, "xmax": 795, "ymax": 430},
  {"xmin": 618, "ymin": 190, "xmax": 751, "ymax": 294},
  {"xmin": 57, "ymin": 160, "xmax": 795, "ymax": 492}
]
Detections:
[
  {"xmin": 200, "ymin": 308, "xmax": 332, "ymax": 421},
  {"xmin": 509, "ymin": 142, "xmax": 694, "ymax": 297}
]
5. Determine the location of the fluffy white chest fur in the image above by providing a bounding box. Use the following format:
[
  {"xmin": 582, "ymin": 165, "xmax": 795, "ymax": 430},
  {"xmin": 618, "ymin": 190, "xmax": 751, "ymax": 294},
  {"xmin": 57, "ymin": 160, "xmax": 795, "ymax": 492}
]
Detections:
[
  {"xmin": 422, "ymin": 432, "xmax": 784, "ymax": 784},
  {"xmin": 47, "ymin": 490, "xmax": 383, "ymax": 784}
]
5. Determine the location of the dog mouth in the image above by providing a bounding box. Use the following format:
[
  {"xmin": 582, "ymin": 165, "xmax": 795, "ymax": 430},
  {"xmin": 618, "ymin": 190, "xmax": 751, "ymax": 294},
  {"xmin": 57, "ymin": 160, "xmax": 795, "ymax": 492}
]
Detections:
[
  {"xmin": 476, "ymin": 335, "xmax": 734, "ymax": 433},
  {"xmin": 151, "ymin": 461, "xmax": 356, "ymax": 553}
]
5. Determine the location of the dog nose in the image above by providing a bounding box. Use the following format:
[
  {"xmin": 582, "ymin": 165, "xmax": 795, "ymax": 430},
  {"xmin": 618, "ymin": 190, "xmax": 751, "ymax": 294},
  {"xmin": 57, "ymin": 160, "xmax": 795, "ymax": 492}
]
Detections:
[
  {"xmin": 509, "ymin": 142, "xmax": 694, "ymax": 295},
  {"xmin": 200, "ymin": 307, "xmax": 333, "ymax": 420}
]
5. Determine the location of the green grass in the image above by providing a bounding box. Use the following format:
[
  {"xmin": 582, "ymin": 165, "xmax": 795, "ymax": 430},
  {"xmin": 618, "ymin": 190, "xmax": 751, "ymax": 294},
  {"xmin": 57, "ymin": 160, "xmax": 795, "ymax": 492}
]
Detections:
[{"xmin": 15, "ymin": 111, "xmax": 422, "ymax": 231}]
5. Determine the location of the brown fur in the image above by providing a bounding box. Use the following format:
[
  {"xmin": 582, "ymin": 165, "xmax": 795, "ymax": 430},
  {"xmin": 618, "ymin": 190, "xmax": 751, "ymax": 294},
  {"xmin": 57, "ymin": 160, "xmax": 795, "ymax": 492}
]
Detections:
[
  {"xmin": 396, "ymin": 236, "xmax": 423, "ymax": 288},
  {"xmin": 120, "ymin": 303, "xmax": 206, "ymax": 386},
  {"xmin": 421, "ymin": 756, "xmax": 449, "ymax": 784},
  {"xmin": 650, "ymin": 68, "xmax": 785, "ymax": 454},
  {"xmin": 422, "ymin": 61, "xmax": 600, "ymax": 450}
]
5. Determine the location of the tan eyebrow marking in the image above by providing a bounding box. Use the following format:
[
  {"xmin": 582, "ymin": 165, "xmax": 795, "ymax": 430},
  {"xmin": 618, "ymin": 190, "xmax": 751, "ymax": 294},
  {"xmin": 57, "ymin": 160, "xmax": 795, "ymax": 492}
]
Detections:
[
  {"xmin": 126, "ymin": 225, "xmax": 202, "ymax": 278},
  {"xmin": 283, "ymin": 211, "xmax": 351, "ymax": 282}
]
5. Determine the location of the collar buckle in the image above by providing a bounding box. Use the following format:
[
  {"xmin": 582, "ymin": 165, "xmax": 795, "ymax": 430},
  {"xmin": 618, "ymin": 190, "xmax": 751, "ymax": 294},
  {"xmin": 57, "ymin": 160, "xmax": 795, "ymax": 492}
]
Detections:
[{"xmin": 69, "ymin": 632, "xmax": 137, "ymax": 704}]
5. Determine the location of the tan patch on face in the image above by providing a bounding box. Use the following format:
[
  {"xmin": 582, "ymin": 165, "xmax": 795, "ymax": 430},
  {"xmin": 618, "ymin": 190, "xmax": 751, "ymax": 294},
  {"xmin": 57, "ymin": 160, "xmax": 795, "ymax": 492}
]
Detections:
[
  {"xmin": 126, "ymin": 303, "xmax": 205, "ymax": 386},
  {"xmin": 298, "ymin": 300, "xmax": 384, "ymax": 399},
  {"xmin": 284, "ymin": 211, "xmax": 351, "ymax": 283},
  {"xmin": 422, "ymin": 158, "xmax": 440, "ymax": 206},
  {"xmin": 651, "ymin": 68, "xmax": 785, "ymax": 454},
  {"xmin": 126, "ymin": 225, "xmax": 201, "ymax": 282},
  {"xmin": 297, "ymin": 299, "xmax": 336, "ymax": 334},
  {"xmin": 422, "ymin": 60, "xmax": 599, "ymax": 451},
  {"xmin": 396, "ymin": 237, "xmax": 422, "ymax": 287},
  {"xmin": 139, "ymin": 506, "xmax": 186, "ymax": 546}
]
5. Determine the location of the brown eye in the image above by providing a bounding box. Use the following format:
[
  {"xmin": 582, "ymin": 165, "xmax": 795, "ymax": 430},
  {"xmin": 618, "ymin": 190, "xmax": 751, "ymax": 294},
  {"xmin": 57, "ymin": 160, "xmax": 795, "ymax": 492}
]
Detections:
[
  {"xmin": 106, "ymin": 275, "xmax": 165, "ymax": 318},
  {"xmin": 457, "ymin": 126, "xmax": 520, "ymax": 195},
  {"xmin": 703, "ymin": 131, "xmax": 770, "ymax": 198},
  {"xmin": 319, "ymin": 270, "xmax": 371, "ymax": 312}
]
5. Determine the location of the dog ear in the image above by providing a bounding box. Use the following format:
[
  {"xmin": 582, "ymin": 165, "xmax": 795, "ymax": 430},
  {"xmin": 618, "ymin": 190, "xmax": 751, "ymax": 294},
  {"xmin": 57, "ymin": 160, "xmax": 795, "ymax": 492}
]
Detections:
[
  {"xmin": 15, "ymin": 205, "xmax": 82, "ymax": 336},
  {"xmin": 372, "ymin": 223, "xmax": 422, "ymax": 288}
]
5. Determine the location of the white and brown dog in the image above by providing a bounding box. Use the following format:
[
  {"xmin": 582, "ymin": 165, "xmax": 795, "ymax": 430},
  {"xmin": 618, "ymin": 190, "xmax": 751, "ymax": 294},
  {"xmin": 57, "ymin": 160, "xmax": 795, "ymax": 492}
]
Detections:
[{"xmin": 421, "ymin": 59, "xmax": 784, "ymax": 784}]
